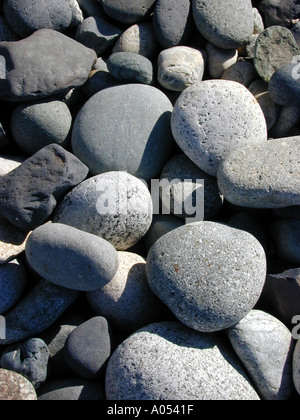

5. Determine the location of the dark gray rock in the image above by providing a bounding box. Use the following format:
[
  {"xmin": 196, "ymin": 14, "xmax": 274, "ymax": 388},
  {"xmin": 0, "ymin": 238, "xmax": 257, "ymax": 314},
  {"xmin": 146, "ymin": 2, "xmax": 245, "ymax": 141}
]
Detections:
[
  {"xmin": 72, "ymin": 84, "xmax": 174, "ymax": 180},
  {"xmin": 0, "ymin": 144, "xmax": 89, "ymax": 233},
  {"xmin": 107, "ymin": 52, "xmax": 153, "ymax": 85},
  {"xmin": 105, "ymin": 321, "xmax": 260, "ymax": 400},
  {"xmin": 144, "ymin": 214, "xmax": 185, "ymax": 252},
  {"xmin": 253, "ymin": 26, "xmax": 299, "ymax": 83},
  {"xmin": 146, "ymin": 222, "xmax": 267, "ymax": 333},
  {"xmin": 1, "ymin": 338, "xmax": 49, "ymax": 389},
  {"xmin": 271, "ymin": 219, "xmax": 300, "ymax": 265},
  {"xmin": 269, "ymin": 105, "xmax": 300, "ymax": 139},
  {"xmin": 0, "ymin": 279, "xmax": 78, "ymax": 345},
  {"xmin": 0, "ymin": 259, "xmax": 27, "ymax": 314},
  {"xmin": 64, "ymin": 317, "xmax": 112, "ymax": 380},
  {"xmin": 3, "ymin": 0, "xmax": 73, "ymax": 38},
  {"xmin": 153, "ymin": 0, "xmax": 193, "ymax": 49},
  {"xmin": 38, "ymin": 378, "xmax": 105, "ymax": 400},
  {"xmin": 228, "ymin": 310, "xmax": 295, "ymax": 400},
  {"xmin": 0, "ymin": 15, "xmax": 18, "ymax": 42},
  {"xmin": 192, "ymin": 0, "xmax": 254, "ymax": 49},
  {"xmin": 269, "ymin": 63, "xmax": 300, "ymax": 107},
  {"xmin": 0, "ymin": 29, "xmax": 97, "ymax": 102},
  {"xmin": 75, "ymin": 16, "xmax": 122, "ymax": 56},
  {"xmin": 221, "ymin": 61, "xmax": 258, "ymax": 87},
  {"xmin": 81, "ymin": 62, "xmax": 119, "ymax": 98},
  {"xmin": 25, "ymin": 222, "xmax": 119, "ymax": 291},
  {"xmin": 294, "ymin": 339, "xmax": 300, "ymax": 396},
  {"xmin": 99, "ymin": 0, "xmax": 156, "ymax": 24},
  {"xmin": 259, "ymin": 0, "xmax": 300, "ymax": 28},
  {"xmin": 11, "ymin": 100, "xmax": 72, "ymax": 155}
]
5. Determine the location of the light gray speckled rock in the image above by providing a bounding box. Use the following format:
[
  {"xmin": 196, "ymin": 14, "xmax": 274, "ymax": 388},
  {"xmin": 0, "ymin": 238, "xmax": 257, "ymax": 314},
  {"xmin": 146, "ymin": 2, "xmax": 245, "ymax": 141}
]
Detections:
[
  {"xmin": 0, "ymin": 259, "xmax": 27, "ymax": 314},
  {"xmin": 270, "ymin": 219, "xmax": 300, "ymax": 265},
  {"xmin": 146, "ymin": 222, "xmax": 267, "ymax": 333},
  {"xmin": 87, "ymin": 252, "xmax": 166, "ymax": 332},
  {"xmin": 192, "ymin": 0, "xmax": 254, "ymax": 49},
  {"xmin": 105, "ymin": 321, "xmax": 260, "ymax": 400},
  {"xmin": 72, "ymin": 84, "xmax": 174, "ymax": 180},
  {"xmin": 228, "ymin": 310, "xmax": 295, "ymax": 400},
  {"xmin": 253, "ymin": 8, "xmax": 264, "ymax": 34},
  {"xmin": 0, "ymin": 369, "xmax": 37, "ymax": 400},
  {"xmin": 294, "ymin": 339, "xmax": 300, "ymax": 396},
  {"xmin": 158, "ymin": 47, "xmax": 205, "ymax": 92},
  {"xmin": 171, "ymin": 80, "xmax": 267, "ymax": 177},
  {"xmin": 217, "ymin": 136, "xmax": 300, "ymax": 208},
  {"xmin": 54, "ymin": 172, "xmax": 153, "ymax": 251},
  {"xmin": 25, "ymin": 222, "xmax": 119, "ymax": 291},
  {"xmin": 1, "ymin": 338, "xmax": 49, "ymax": 389},
  {"xmin": 206, "ymin": 43, "xmax": 238, "ymax": 79}
]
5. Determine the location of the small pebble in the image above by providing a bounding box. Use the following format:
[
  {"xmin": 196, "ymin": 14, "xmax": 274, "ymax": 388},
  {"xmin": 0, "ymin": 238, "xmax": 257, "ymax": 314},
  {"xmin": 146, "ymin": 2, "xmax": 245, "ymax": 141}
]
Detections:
[
  {"xmin": 0, "ymin": 369, "xmax": 37, "ymax": 400},
  {"xmin": 107, "ymin": 52, "xmax": 154, "ymax": 85},
  {"xmin": 206, "ymin": 43, "xmax": 238, "ymax": 79}
]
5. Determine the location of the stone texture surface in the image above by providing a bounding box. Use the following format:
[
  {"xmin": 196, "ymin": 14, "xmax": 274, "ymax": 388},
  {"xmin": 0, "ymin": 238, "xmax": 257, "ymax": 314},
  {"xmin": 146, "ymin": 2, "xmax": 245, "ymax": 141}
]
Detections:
[
  {"xmin": 146, "ymin": 222, "xmax": 267, "ymax": 333},
  {"xmin": 144, "ymin": 214, "xmax": 184, "ymax": 252},
  {"xmin": 38, "ymin": 378, "xmax": 105, "ymax": 400},
  {"xmin": 206, "ymin": 43, "xmax": 238, "ymax": 79},
  {"xmin": 269, "ymin": 63, "xmax": 300, "ymax": 107},
  {"xmin": 0, "ymin": 369, "xmax": 37, "ymax": 400},
  {"xmin": 217, "ymin": 136, "xmax": 300, "ymax": 209},
  {"xmin": 171, "ymin": 80, "xmax": 267, "ymax": 177},
  {"xmin": 0, "ymin": 258, "xmax": 27, "ymax": 314},
  {"xmin": 107, "ymin": 52, "xmax": 154, "ymax": 85},
  {"xmin": 270, "ymin": 219, "xmax": 300, "ymax": 265},
  {"xmin": 294, "ymin": 338, "xmax": 300, "ymax": 396},
  {"xmin": 259, "ymin": 0, "xmax": 300, "ymax": 28},
  {"xmin": 105, "ymin": 321, "xmax": 260, "ymax": 400},
  {"xmin": 0, "ymin": 215, "xmax": 29, "ymax": 264},
  {"xmin": 25, "ymin": 223, "xmax": 119, "ymax": 291},
  {"xmin": 99, "ymin": 0, "xmax": 157, "ymax": 24}
]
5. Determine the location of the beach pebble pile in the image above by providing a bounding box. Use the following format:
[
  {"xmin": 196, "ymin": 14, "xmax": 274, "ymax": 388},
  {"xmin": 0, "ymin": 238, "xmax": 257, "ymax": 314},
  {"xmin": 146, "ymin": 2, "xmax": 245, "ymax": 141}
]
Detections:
[{"xmin": 0, "ymin": 0, "xmax": 299, "ymax": 401}]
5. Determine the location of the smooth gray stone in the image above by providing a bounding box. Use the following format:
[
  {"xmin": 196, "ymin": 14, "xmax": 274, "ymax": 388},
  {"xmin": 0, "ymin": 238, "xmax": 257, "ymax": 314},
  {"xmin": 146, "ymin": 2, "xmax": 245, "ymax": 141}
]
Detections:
[
  {"xmin": 3, "ymin": 0, "xmax": 73, "ymax": 38},
  {"xmin": 171, "ymin": 80, "xmax": 267, "ymax": 177},
  {"xmin": 75, "ymin": 16, "xmax": 122, "ymax": 56},
  {"xmin": 0, "ymin": 279, "xmax": 78, "ymax": 345},
  {"xmin": 53, "ymin": 172, "xmax": 153, "ymax": 251},
  {"xmin": 99, "ymin": 0, "xmax": 156, "ymax": 24},
  {"xmin": 38, "ymin": 378, "xmax": 105, "ymax": 400},
  {"xmin": 107, "ymin": 52, "xmax": 153, "ymax": 85},
  {"xmin": 0, "ymin": 29, "xmax": 97, "ymax": 102},
  {"xmin": 153, "ymin": 0, "xmax": 192, "ymax": 49},
  {"xmin": 228, "ymin": 310, "xmax": 295, "ymax": 400},
  {"xmin": 144, "ymin": 214, "xmax": 185, "ymax": 252},
  {"xmin": 192, "ymin": 0, "xmax": 254, "ymax": 49},
  {"xmin": 253, "ymin": 26, "xmax": 299, "ymax": 83},
  {"xmin": 0, "ymin": 369, "xmax": 37, "ymax": 400},
  {"xmin": 217, "ymin": 136, "xmax": 300, "ymax": 209},
  {"xmin": 294, "ymin": 339, "xmax": 300, "ymax": 396},
  {"xmin": 72, "ymin": 84, "xmax": 174, "ymax": 180},
  {"xmin": 64, "ymin": 317, "xmax": 112, "ymax": 380},
  {"xmin": 1, "ymin": 338, "xmax": 50, "ymax": 389},
  {"xmin": 0, "ymin": 144, "xmax": 89, "ymax": 233},
  {"xmin": 270, "ymin": 219, "xmax": 300, "ymax": 265},
  {"xmin": 221, "ymin": 61, "xmax": 258, "ymax": 87},
  {"xmin": 105, "ymin": 321, "xmax": 260, "ymax": 400},
  {"xmin": 269, "ymin": 63, "xmax": 300, "ymax": 107},
  {"xmin": 146, "ymin": 222, "xmax": 267, "ymax": 333},
  {"xmin": 259, "ymin": 0, "xmax": 300, "ymax": 28},
  {"xmin": 25, "ymin": 223, "xmax": 119, "ymax": 291},
  {"xmin": 77, "ymin": 0, "xmax": 105, "ymax": 18},
  {"xmin": 11, "ymin": 100, "xmax": 72, "ymax": 155},
  {"xmin": 0, "ymin": 259, "xmax": 27, "ymax": 314}
]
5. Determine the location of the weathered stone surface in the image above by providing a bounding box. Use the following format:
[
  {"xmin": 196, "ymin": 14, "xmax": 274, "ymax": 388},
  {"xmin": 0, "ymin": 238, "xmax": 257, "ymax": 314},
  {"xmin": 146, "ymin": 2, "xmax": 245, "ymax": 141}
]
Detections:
[
  {"xmin": 217, "ymin": 136, "xmax": 300, "ymax": 209},
  {"xmin": 0, "ymin": 215, "xmax": 29, "ymax": 264},
  {"xmin": 99, "ymin": 0, "xmax": 156, "ymax": 24},
  {"xmin": 0, "ymin": 369, "xmax": 37, "ymax": 400},
  {"xmin": 259, "ymin": 0, "xmax": 300, "ymax": 28},
  {"xmin": 0, "ymin": 29, "xmax": 97, "ymax": 102}
]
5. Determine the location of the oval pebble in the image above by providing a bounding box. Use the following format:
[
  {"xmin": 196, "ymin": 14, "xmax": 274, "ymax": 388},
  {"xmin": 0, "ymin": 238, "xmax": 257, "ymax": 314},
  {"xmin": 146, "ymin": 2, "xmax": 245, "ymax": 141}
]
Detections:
[
  {"xmin": 0, "ymin": 259, "xmax": 27, "ymax": 314},
  {"xmin": 54, "ymin": 172, "xmax": 153, "ymax": 251},
  {"xmin": 153, "ymin": 0, "xmax": 193, "ymax": 49},
  {"xmin": 253, "ymin": 26, "xmax": 299, "ymax": 82},
  {"xmin": 25, "ymin": 222, "xmax": 119, "ymax": 291},
  {"xmin": 71, "ymin": 84, "xmax": 174, "ymax": 180},
  {"xmin": 0, "ymin": 369, "xmax": 37, "ymax": 400},
  {"xmin": 228, "ymin": 310, "xmax": 295, "ymax": 400},
  {"xmin": 11, "ymin": 100, "xmax": 72, "ymax": 155},
  {"xmin": 171, "ymin": 80, "xmax": 267, "ymax": 177},
  {"xmin": 146, "ymin": 222, "xmax": 267, "ymax": 333},
  {"xmin": 105, "ymin": 321, "xmax": 260, "ymax": 400},
  {"xmin": 107, "ymin": 52, "xmax": 154, "ymax": 85},
  {"xmin": 294, "ymin": 339, "xmax": 300, "ymax": 396},
  {"xmin": 157, "ymin": 47, "xmax": 205, "ymax": 92},
  {"xmin": 192, "ymin": 0, "xmax": 254, "ymax": 49},
  {"xmin": 87, "ymin": 252, "xmax": 166, "ymax": 332},
  {"xmin": 99, "ymin": 0, "xmax": 156, "ymax": 24},
  {"xmin": 217, "ymin": 136, "xmax": 300, "ymax": 209}
]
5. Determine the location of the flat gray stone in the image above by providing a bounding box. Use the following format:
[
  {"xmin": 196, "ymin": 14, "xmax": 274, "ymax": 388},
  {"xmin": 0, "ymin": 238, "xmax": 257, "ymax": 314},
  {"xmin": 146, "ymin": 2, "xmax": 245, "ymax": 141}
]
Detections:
[
  {"xmin": 171, "ymin": 80, "xmax": 267, "ymax": 177},
  {"xmin": 87, "ymin": 252, "xmax": 166, "ymax": 332},
  {"xmin": 146, "ymin": 222, "xmax": 267, "ymax": 333},
  {"xmin": 38, "ymin": 378, "xmax": 105, "ymax": 400},
  {"xmin": 53, "ymin": 172, "xmax": 153, "ymax": 251},
  {"xmin": 0, "ymin": 259, "xmax": 27, "ymax": 314},
  {"xmin": 0, "ymin": 279, "xmax": 78, "ymax": 345},
  {"xmin": 192, "ymin": 0, "xmax": 254, "ymax": 49},
  {"xmin": 228, "ymin": 310, "xmax": 295, "ymax": 400},
  {"xmin": 99, "ymin": 0, "xmax": 156, "ymax": 24},
  {"xmin": 270, "ymin": 219, "xmax": 300, "ymax": 265},
  {"xmin": 217, "ymin": 136, "xmax": 300, "ymax": 209},
  {"xmin": 254, "ymin": 26, "xmax": 299, "ymax": 82},
  {"xmin": 0, "ymin": 29, "xmax": 97, "ymax": 102},
  {"xmin": 72, "ymin": 84, "xmax": 174, "ymax": 180},
  {"xmin": 0, "ymin": 369, "xmax": 37, "ymax": 400},
  {"xmin": 25, "ymin": 222, "xmax": 119, "ymax": 291},
  {"xmin": 107, "ymin": 52, "xmax": 153, "ymax": 85},
  {"xmin": 105, "ymin": 321, "xmax": 260, "ymax": 400},
  {"xmin": 1, "ymin": 338, "xmax": 49, "ymax": 389},
  {"xmin": 294, "ymin": 339, "xmax": 300, "ymax": 396}
]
